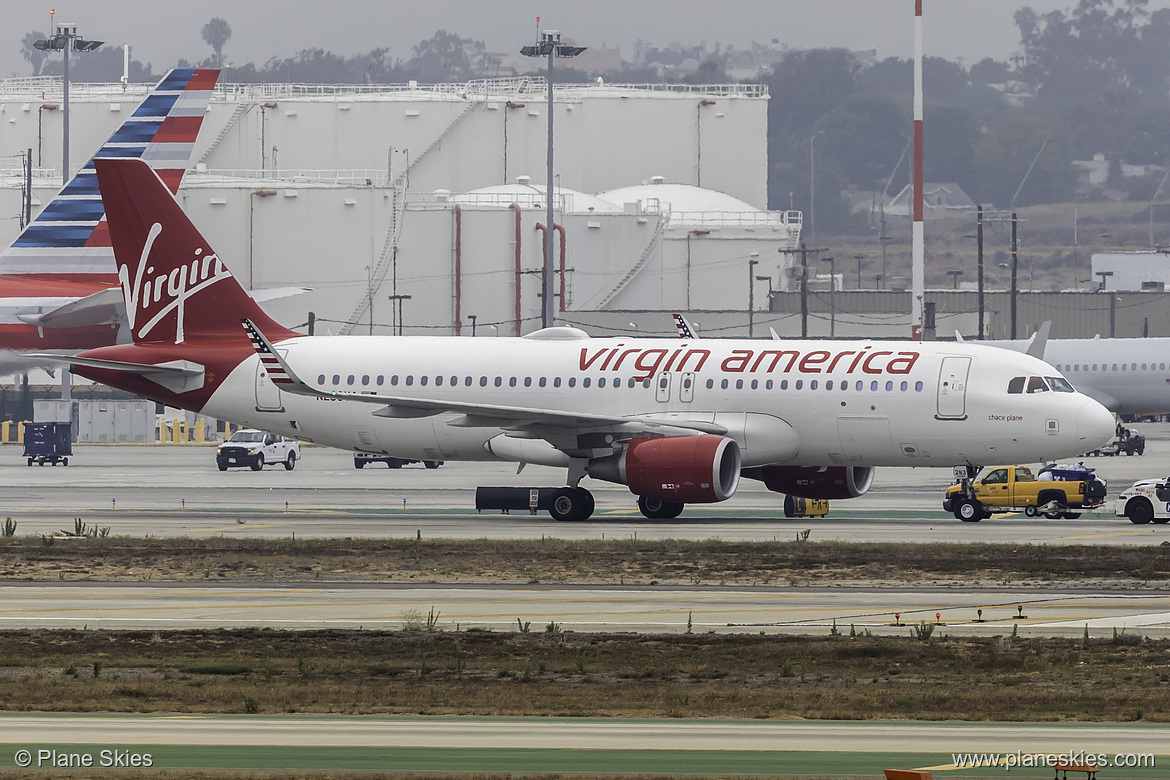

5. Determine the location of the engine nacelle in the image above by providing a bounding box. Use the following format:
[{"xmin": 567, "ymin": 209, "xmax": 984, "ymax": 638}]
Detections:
[
  {"xmin": 588, "ymin": 434, "xmax": 741, "ymax": 503},
  {"xmin": 746, "ymin": 465, "xmax": 875, "ymax": 500}
]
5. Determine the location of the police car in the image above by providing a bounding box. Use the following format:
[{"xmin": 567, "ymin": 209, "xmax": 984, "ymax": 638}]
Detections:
[{"xmin": 1116, "ymin": 478, "xmax": 1170, "ymax": 524}]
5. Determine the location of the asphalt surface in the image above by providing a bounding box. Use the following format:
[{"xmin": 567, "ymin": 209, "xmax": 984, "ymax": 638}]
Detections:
[
  {"xmin": 0, "ymin": 582, "xmax": 1166, "ymax": 637},
  {"xmin": 3, "ymin": 422, "xmax": 1170, "ymax": 543}
]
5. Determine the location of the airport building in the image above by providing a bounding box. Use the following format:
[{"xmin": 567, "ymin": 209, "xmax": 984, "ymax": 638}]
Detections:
[{"xmin": 0, "ymin": 75, "xmax": 799, "ymax": 340}]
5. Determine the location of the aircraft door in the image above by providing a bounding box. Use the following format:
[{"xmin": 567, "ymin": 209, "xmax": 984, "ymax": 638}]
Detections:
[
  {"xmin": 655, "ymin": 372, "xmax": 672, "ymax": 403},
  {"xmin": 936, "ymin": 356, "xmax": 971, "ymax": 420},
  {"xmin": 679, "ymin": 372, "xmax": 696, "ymax": 403},
  {"xmin": 255, "ymin": 361, "xmax": 283, "ymax": 412}
]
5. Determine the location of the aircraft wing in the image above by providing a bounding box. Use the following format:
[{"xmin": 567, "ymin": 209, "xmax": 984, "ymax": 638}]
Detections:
[
  {"xmin": 16, "ymin": 287, "xmax": 124, "ymax": 329},
  {"xmin": 241, "ymin": 319, "xmax": 726, "ymax": 435}
]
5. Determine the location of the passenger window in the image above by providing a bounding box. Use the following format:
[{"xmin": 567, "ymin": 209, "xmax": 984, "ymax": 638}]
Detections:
[
  {"xmin": 568, "ymin": 378, "xmax": 576, "ymax": 388},
  {"xmin": 479, "ymin": 376, "xmax": 487, "ymax": 387},
  {"xmin": 583, "ymin": 378, "xmax": 591, "ymax": 388},
  {"xmin": 915, "ymin": 381, "xmax": 923, "ymax": 391},
  {"xmin": 539, "ymin": 377, "xmax": 547, "ymax": 387},
  {"xmin": 377, "ymin": 376, "xmax": 384, "ymax": 386},
  {"xmin": 826, "ymin": 380, "xmax": 834, "ymax": 390},
  {"xmin": 750, "ymin": 379, "xmax": 758, "ymax": 390},
  {"xmin": 554, "ymin": 377, "xmax": 562, "ymax": 388},
  {"xmin": 347, "ymin": 375, "xmax": 355, "ymax": 386},
  {"xmin": 886, "ymin": 381, "xmax": 893, "ymax": 391},
  {"xmin": 465, "ymin": 376, "xmax": 472, "ymax": 386},
  {"xmin": 509, "ymin": 377, "xmax": 517, "ymax": 387},
  {"xmin": 494, "ymin": 377, "xmax": 502, "ymax": 387},
  {"xmin": 362, "ymin": 375, "xmax": 370, "ymax": 386},
  {"xmin": 795, "ymin": 380, "xmax": 803, "ymax": 390},
  {"xmin": 332, "ymin": 375, "xmax": 340, "ymax": 385},
  {"xmin": 1007, "ymin": 377, "xmax": 1025, "ymax": 394},
  {"xmin": 628, "ymin": 378, "xmax": 637, "ymax": 388},
  {"xmin": 317, "ymin": 374, "xmax": 325, "ymax": 384},
  {"xmin": 523, "ymin": 377, "xmax": 531, "ymax": 387},
  {"xmin": 1142, "ymin": 363, "xmax": 1148, "ymax": 370},
  {"xmin": 900, "ymin": 381, "xmax": 908, "ymax": 391},
  {"xmin": 1122, "ymin": 364, "xmax": 1127, "ymax": 371},
  {"xmin": 780, "ymin": 380, "xmax": 788, "ymax": 390},
  {"xmin": 390, "ymin": 375, "xmax": 399, "ymax": 386},
  {"xmin": 856, "ymin": 381, "xmax": 863, "ymax": 391},
  {"xmin": 766, "ymin": 380, "xmax": 773, "ymax": 390},
  {"xmin": 599, "ymin": 378, "xmax": 607, "ymax": 388},
  {"xmin": 706, "ymin": 379, "xmax": 714, "ymax": 389},
  {"xmin": 720, "ymin": 379, "xmax": 729, "ymax": 389},
  {"xmin": 435, "ymin": 376, "xmax": 443, "ymax": 387},
  {"xmin": 1026, "ymin": 376, "xmax": 1048, "ymax": 393},
  {"xmin": 1111, "ymin": 364, "xmax": 1117, "ymax": 372},
  {"xmin": 405, "ymin": 376, "xmax": 414, "ymax": 386},
  {"xmin": 735, "ymin": 379, "xmax": 743, "ymax": 389},
  {"xmin": 420, "ymin": 376, "xmax": 428, "ymax": 386},
  {"xmin": 810, "ymin": 380, "xmax": 818, "ymax": 390}
]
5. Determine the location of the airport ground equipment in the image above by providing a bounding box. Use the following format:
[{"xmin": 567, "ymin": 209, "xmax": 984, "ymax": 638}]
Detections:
[
  {"xmin": 354, "ymin": 453, "xmax": 442, "ymax": 469},
  {"xmin": 23, "ymin": 422, "xmax": 71, "ymax": 466},
  {"xmin": 783, "ymin": 495, "xmax": 829, "ymax": 518},
  {"xmin": 1084, "ymin": 426, "xmax": 1145, "ymax": 456},
  {"xmin": 943, "ymin": 463, "xmax": 1107, "ymax": 521},
  {"xmin": 216, "ymin": 429, "xmax": 300, "ymax": 471},
  {"xmin": 1115, "ymin": 477, "xmax": 1170, "ymax": 524}
]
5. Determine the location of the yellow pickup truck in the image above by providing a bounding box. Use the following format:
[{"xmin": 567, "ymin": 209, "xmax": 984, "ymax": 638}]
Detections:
[{"xmin": 943, "ymin": 464, "xmax": 1108, "ymax": 522}]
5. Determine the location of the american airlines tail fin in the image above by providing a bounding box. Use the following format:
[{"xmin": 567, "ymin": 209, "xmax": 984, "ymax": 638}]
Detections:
[
  {"xmin": 94, "ymin": 157, "xmax": 297, "ymax": 345},
  {"xmin": 0, "ymin": 68, "xmax": 219, "ymax": 282}
]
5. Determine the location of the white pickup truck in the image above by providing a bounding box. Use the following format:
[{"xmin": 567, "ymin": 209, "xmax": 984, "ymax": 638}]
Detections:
[{"xmin": 216, "ymin": 429, "xmax": 300, "ymax": 471}]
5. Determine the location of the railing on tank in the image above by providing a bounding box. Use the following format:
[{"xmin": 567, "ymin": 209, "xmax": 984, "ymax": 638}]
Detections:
[{"xmin": 191, "ymin": 168, "xmax": 393, "ymax": 187}]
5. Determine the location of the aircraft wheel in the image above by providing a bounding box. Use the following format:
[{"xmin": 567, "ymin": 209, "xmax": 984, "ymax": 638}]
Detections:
[
  {"xmin": 550, "ymin": 487, "xmax": 593, "ymax": 522},
  {"xmin": 1126, "ymin": 498, "xmax": 1154, "ymax": 524},
  {"xmin": 251, "ymin": 454, "xmax": 264, "ymax": 471},
  {"xmin": 638, "ymin": 495, "xmax": 684, "ymax": 519},
  {"xmin": 284, "ymin": 452, "xmax": 296, "ymax": 471},
  {"xmin": 1024, "ymin": 505, "xmax": 1038, "ymax": 517},
  {"xmin": 955, "ymin": 499, "xmax": 982, "ymax": 522}
]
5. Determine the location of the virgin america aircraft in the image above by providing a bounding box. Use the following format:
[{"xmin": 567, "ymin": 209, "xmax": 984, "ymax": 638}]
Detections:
[{"xmin": 40, "ymin": 158, "xmax": 1116, "ymax": 522}]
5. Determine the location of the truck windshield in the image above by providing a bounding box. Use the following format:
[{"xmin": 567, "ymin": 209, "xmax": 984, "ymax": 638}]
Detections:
[
  {"xmin": 228, "ymin": 431, "xmax": 264, "ymax": 443},
  {"xmin": 1045, "ymin": 377, "xmax": 1076, "ymax": 393}
]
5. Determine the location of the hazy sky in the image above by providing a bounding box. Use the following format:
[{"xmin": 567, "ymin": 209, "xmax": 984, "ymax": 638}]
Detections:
[{"xmin": 6, "ymin": 1, "xmax": 1170, "ymax": 79}]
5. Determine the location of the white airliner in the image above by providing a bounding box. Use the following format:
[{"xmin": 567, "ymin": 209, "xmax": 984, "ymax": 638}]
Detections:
[{"xmin": 38, "ymin": 158, "xmax": 1116, "ymax": 521}]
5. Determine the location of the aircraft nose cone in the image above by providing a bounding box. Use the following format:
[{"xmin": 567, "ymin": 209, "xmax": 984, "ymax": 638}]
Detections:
[{"xmin": 1077, "ymin": 399, "xmax": 1115, "ymax": 448}]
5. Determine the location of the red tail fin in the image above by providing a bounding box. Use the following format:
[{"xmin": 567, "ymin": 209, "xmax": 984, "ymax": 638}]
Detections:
[{"xmin": 94, "ymin": 157, "xmax": 297, "ymax": 344}]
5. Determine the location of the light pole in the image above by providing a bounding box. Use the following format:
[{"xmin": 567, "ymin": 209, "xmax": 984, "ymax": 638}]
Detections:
[
  {"xmin": 34, "ymin": 20, "xmax": 103, "ymax": 185},
  {"xmin": 853, "ymin": 254, "xmax": 864, "ymax": 289},
  {"xmin": 467, "ymin": 315, "xmax": 477, "ymax": 336},
  {"xmin": 388, "ymin": 294, "xmax": 412, "ymax": 336},
  {"xmin": 809, "ymin": 129, "xmax": 824, "ymax": 245},
  {"xmin": 946, "ymin": 270, "xmax": 964, "ymax": 289},
  {"xmin": 747, "ymin": 255, "xmax": 759, "ymax": 338},
  {"xmin": 1096, "ymin": 271, "xmax": 1113, "ymax": 291},
  {"xmin": 821, "ymin": 255, "xmax": 836, "ymax": 338},
  {"xmin": 522, "ymin": 29, "xmax": 586, "ymax": 330}
]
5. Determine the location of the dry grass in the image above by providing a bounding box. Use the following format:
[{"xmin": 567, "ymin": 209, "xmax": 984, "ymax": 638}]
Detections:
[
  {"xmin": 0, "ymin": 628, "xmax": 1166, "ymax": 723},
  {"xmin": 3, "ymin": 536, "xmax": 1169, "ymax": 587}
]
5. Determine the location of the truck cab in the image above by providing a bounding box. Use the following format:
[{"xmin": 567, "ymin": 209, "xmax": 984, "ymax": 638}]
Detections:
[{"xmin": 216, "ymin": 429, "xmax": 300, "ymax": 471}]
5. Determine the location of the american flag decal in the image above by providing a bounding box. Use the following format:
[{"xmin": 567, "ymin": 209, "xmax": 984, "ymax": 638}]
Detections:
[
  {"xmin": 673, "ymin": 313, "xmax": 695, "ymax": 339},
  {"xmin": 242, "ymin": 318, "xmax": 294, "ymax": 385}
]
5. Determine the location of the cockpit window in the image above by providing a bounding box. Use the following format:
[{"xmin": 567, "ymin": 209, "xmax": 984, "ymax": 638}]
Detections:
[
  {"xmin": 1007, "ymin": 376, "xmax": 1025, "ymax": 394},
  {"xmin": 1046, "ymin": 376, "xmax": 1075, "ymax": 393},
  {"xmin": 1026, "ymin": 376, "xmax": 1049, "ymax": 393}
]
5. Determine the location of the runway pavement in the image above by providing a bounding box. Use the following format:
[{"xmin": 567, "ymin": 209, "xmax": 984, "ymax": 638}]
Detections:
[
  {"xmin": 1, "ymin": 582, "xmax": 1167, "ymax": 637},
  {"xmin": 0, "ymin": 715, "xmax": 1162, "ymax": 776},
  {"xmin": 2, "ymin": 423, "xmax": 1170, "ymax": 543}
]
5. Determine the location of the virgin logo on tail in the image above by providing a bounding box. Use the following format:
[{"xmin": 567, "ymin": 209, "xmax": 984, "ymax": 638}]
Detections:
[{"xmin": 118, "ymin": 221, "xmax": 232, "ymax": 343}]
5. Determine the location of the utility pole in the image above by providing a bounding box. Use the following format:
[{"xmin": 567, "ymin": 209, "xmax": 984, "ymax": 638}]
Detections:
[
  {"xmin": 747, "ymin": 255, "xmax": 759, "ymax": 338},
  {"xmin": 1010, "ymin": 211, "xmax": 1018, "ymax": 340},
  {"xmin": 779, "ymin": 244, "xmax": 828, "ymax": 338},
  {"xmin": 976, "ymin": 205, "xmax": 984, "ymax": 340}
]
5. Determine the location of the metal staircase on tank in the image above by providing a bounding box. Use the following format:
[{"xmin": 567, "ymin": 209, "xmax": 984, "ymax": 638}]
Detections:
[
  {"xmin": 338, "ymin": 97, "xmax": 477, "ymax": 335},
  {"xmin": 197, "ymin": 101, "xmax": 248, "ymax": 166},
  {"xmin": 592, "ymin": 212, "xmax": 668, "ymax": 309}
]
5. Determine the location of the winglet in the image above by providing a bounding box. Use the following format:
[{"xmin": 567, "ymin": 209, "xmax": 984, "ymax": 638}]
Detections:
[
  {"xmin": 672, "ymin": 313, "xmax": 698, "ymax": 339},
  {"xmin": 242, "ymin": 318, "xmax": 320, "ymax": 397},
  {"xmin": 1026, "ymin": 321, "xmax": 1051, "ymax": 359}
]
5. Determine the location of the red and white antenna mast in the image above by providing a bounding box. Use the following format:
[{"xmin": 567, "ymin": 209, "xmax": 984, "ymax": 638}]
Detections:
[{"xmin": 910, "ymin": 0, "xmax": 925, "ymax": 341}]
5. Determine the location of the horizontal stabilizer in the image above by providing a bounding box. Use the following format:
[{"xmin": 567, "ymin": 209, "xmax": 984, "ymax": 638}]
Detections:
[
  {"xmin": 24, "ymin": 353, "xmax": 204, "ymax": 394},
  {"xmin": 16, "ymin": 287, "xmax": 124, "ymax": 329}
]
